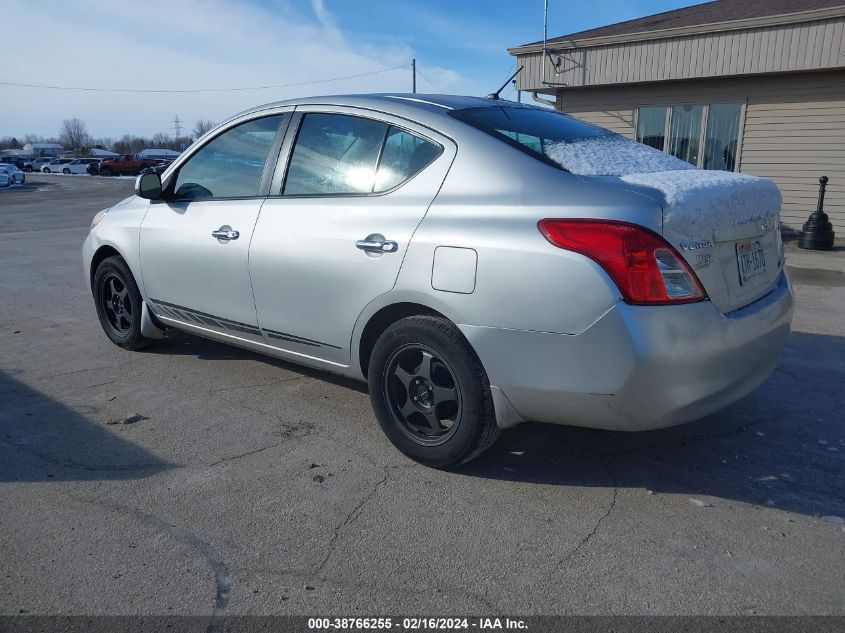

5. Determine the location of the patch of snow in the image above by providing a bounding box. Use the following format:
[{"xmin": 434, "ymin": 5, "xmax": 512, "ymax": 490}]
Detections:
[
  {"xmin": 545, "ymin": 136, "xmax": 694, "ymax": 177},
  {"xmin": 621, "ymin": 170, "xmax": 781, "ymax": 235},
  {"xmin": 543, "ymin": 134, "xmax": 782, "ymax": 236},
  {"xmin": 689, "ymin": 498, "xmax": 713, "ymax": 508}
]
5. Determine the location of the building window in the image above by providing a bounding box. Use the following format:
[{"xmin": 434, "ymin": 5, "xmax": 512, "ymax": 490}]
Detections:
[
  {"xmin": 636, "ymin": 106, "xmax": 667, "ymax": 151},
  {"xmin": 635, "ymin": 102, "xmax": 742, "ymax": 171},
  {"xmin": 669, "ymin": 104, "xmax": 704, "ymax": 166},
  {"xmin": 703, "ymin": 103, "xmax": 742, "ymax": 171}
]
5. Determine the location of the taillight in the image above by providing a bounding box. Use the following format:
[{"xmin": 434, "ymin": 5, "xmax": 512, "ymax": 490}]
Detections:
[{"xmin": 538, "ymin": 219, "xmax": 706, "ymax": 305}]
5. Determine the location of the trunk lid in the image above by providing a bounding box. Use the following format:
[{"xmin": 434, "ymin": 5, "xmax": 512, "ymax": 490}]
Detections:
[
  {"xmin": 619, "ymin": 170, "xmax": 783, "ymax": 313},
  {"xmin": 543, "ymin": 135, "xmax": 783, "ymax": 313}
]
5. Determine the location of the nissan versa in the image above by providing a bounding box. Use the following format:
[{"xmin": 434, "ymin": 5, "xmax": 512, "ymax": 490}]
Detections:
[{"xmin": 83, "ymin": 94, "xmax": 794, "ymax": 467}]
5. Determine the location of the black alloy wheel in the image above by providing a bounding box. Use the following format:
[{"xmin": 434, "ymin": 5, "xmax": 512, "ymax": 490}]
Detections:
[
  {"xmin": 384, "ymin": 344, "xmax": 462, "ymax": 446},
  {"xmin": 100, "ymin": 272, "xmax": 134, "ymax": 337},
  {"xmin": 92, "ymin": 256, "xmax": 151, "ymax": 350},
  {"xmin": 368, "ymin": 315, "xmax": 499, "ymax": 468}
]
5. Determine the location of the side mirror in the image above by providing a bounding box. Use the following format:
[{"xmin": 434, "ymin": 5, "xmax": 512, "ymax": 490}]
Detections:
[{"xmin": 136, "ymin": 172, "xmax": 162, "ymax": 200}]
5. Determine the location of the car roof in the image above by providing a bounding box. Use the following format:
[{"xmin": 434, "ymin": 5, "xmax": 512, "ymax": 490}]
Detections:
[{"xmin": 231, "ymin": 93, "xmax": 543, "ymax": 131}]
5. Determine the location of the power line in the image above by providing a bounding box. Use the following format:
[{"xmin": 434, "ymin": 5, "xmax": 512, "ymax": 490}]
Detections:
[
  {"xmin": 0, "ymin": 65, "xmax": 410, "ymax": 94},
  {"xmin": 415, "ymin": 68, "xmax": 445, "ymax": 94}
]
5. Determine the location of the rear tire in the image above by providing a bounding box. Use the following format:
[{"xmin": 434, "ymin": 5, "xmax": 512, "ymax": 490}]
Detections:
[
  {"xmin": 100, "ymin": 168, "xmax": 111, "ymax": 177},
  {"xmin": 62, "ymin": 168, "xmax": 70, "ymax": 175},
  {"xmin": 368, "ymin": 316, "xmax": 499, "ymax": 468},
  {"xmin": 92, "ymin": 256, "xmax": 151, "ymax": 351},
  {"xmin": 43, "ymin": 168, "xmax": 51, "ymax": 174}
]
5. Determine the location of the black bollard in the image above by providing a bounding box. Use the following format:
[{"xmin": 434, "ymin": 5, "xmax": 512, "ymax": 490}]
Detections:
[{"xmin": 797, "ymin": 176, "xmax": 836, "ymax": 251}]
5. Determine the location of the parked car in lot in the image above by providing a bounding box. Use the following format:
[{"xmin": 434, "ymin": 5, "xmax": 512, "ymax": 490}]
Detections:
[
  {"xmin": 41, "ymin": 158, "xmax": 75, "ymax": 173},
  {"xmin": 0, "ymin": 163, "xmax": 25, "ymax": 185},
  {"xmin": 61, "ymin": 158, "xmax": 102, "ymax": 175},
  {"xmin": 23, "ymin": 157, "xmax": 52, "ymax": 172},
  {"xmin": 83, "ymin": 94, "xmax": 794, "ymax": 467},
  {"xmin": 0, "ymin": 157, "xmax": 27, "ymax": 169},
  {"xmin": 0, "ymin": 170, "xmax": 10, "ymax": 187},
  {"xmin": 98, "ymin": 155, "xmax": 160, "ymax": 177}
]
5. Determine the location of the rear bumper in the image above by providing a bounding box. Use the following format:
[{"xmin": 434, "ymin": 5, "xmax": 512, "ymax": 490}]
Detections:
[{"xmin": 460, "ymin": 271, "xmax": 794, "ymax": 431}]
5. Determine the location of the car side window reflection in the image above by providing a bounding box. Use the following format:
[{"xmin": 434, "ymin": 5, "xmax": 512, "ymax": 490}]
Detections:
[
  {"xmin": 374, "ymin": 127, "xmax": 442, "ymax": 192},
  {"xmin": 283, "ymin": 114, "xmax": 442, "ymax": 196},
  {"xmin": 283, "ymin": 113, "xmax": 388, "ymax": 195},
  {"xmin": 172, "ymin": 115, "xmax": 282, "ymax": 200}
]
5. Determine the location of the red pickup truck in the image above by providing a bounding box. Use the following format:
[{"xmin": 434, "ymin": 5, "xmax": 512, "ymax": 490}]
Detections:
[{"xmin": 98, "ymin": 155, "xmax": 161, "ymax": 177}]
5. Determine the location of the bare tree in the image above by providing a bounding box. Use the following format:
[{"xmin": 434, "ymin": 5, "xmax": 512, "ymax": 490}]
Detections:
[
  {"xmin": 150, "ymin": 132, "xmax": 172, "ymax": 148},
  {"xmin": 192, "ymin": 119, "xmax": 215, "ymax": 138},
  {"xmin": 0, "ymin": 137, "xmax": 22, "ymax": 150},
  {"xmin": 59, "ymin": 118, "xmax": 90, "ymax": 150}
]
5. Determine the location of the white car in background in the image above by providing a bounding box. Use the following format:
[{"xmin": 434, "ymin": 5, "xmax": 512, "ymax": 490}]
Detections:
[
  {"xmin": 0, "ymin": 163, "xmax": 25, "ymax": 185},
  {"xmin": 41, "ymin": 158, "xmax": 74, "ymax": 173},
  {"xmin": 63, "ymin": 158, "xmax": 102, "ymax": 175}
]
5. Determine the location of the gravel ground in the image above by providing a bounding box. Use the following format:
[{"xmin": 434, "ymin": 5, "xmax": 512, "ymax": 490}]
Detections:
[{"xmin": 1, "ymin": 175, "xmax": 843, "ymax": 616}]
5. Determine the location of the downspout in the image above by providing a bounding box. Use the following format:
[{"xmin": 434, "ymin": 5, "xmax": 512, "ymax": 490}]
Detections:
[{"xmin": 531, "ymin": 92, "xmax": 557, "ymax": 108}]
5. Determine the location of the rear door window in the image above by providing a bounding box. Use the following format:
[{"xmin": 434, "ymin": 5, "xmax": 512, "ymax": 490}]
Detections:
[{"xmin": 283, "ymin": 113, "xmax": 388, "ymax": 195}]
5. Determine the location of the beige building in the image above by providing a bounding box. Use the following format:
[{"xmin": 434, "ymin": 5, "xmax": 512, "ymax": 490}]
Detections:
[{"xmin": 508, "ymin": 0, "xmax": 845, "ymax": 233}]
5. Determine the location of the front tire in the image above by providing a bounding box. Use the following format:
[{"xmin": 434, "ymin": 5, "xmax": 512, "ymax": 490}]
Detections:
[
  {"xmin": 92, "ymin": 256, "xmax": 150, "ymax": 351},
  {"xmin": 368, "ymin": 316, "xmax": 499, "ymax": 468},
  {"xmin": 43, "ymin": 168, "xmax": 51, "ymax": 174},
  {"xmin": 62, "ymin": 168, "xmax": 71, "ymax": 175}
]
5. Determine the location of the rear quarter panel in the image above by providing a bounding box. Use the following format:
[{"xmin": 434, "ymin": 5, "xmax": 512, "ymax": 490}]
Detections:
[{"xmin": 394, "ymin": 134, "xmax": 664, "ymax": 335}]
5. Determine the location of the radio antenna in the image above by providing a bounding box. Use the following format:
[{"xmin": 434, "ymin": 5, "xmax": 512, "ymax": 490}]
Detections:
[{"xmin": 487, "ymin": 66, "xmax": 524, "ymax": 100}]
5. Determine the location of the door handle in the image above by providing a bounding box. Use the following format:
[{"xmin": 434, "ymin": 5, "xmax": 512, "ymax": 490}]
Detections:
[
  {"xmin": 212, "ymin": 226, "xmax": 239, "ymax": 241},
  {"xmin": 356, "ymin": 238, "xmax": 398, "ymax": 253}
]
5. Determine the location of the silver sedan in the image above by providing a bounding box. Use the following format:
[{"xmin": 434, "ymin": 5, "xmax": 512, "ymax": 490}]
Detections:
[{"xmin": 82, "ymin": 94, "xmax": 793, "ymax": 467}]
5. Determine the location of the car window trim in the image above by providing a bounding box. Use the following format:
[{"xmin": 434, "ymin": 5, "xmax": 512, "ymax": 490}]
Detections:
[
  {"xmin": 272, "ymin": 109, "xmax": 444, "ymax": 199},
  {"xmin": 159, "ymin": 110, "xmax": 292, "ymax": 203}
]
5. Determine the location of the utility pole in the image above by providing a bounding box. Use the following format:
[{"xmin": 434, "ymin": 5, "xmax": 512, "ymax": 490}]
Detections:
[
  {"xmin": 412, "ymin": 59, "xmax": 416, "ymax": 94},
  {"xmin": 173, "ymin": 114, "xmax": 182, "ymax": 140}
]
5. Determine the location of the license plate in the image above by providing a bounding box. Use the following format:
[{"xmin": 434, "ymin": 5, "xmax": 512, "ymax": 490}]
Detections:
[{"xmin": 736, "ymin": 239, "xmax": 766, "ymax": 285}]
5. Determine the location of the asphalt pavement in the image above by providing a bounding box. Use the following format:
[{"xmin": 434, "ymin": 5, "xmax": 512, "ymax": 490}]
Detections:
[{"xmin": 1, "ymin": 175, "xmax": 843, "ymax": 616}]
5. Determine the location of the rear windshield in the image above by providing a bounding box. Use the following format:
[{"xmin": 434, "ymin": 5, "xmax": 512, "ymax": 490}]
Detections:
[{"xmin": 449, "ymin": 105, "xmax": 611, "ymax": 167}]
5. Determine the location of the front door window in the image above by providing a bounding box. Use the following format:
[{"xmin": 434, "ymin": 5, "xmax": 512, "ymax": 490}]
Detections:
[{"xmin": 172, "ymin": 115, "xmax": 283, "ymax": 200}]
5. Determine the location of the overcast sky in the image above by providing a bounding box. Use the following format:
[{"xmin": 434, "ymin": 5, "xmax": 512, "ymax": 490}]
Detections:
[{"xmin": 1, "ymin": 0, "xmax": 699, "ymax": 140}]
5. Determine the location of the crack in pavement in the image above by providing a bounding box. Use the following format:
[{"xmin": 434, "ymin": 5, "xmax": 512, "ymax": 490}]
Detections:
[
  {"xmin": 550, "ymin": 459, "xmax": 619, "ymax": 576},
  {"xmin": 207, "ymin": 435, "xmax": 305, "ymax": 468},
  {"xmin": 316, "ymin": 472, "xmax": 390, "ymax": 576}
]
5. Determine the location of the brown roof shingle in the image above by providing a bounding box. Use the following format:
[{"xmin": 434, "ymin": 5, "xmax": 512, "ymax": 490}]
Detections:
[{"xmin": 526, "ymin": 0, "xmax": 845, "ymax": 46}]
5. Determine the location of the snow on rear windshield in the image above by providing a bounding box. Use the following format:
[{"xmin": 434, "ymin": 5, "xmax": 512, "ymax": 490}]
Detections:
[
  {"xmin": 451, "ymin": 105, "xmax": 692, "ymax": 175},
  {"xmin": 544, "ymin": 136, "xmax": 694, "ymax": 176}
]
